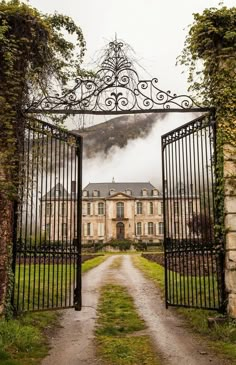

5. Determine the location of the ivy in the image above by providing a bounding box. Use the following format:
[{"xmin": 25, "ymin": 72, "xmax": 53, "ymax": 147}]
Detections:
[
  {"xmin": 0, "ymin": 0, "xmax": 87, "ymax": 315},
  {"xmin": 179, "ymin": 6, "xmax": 236, "ymax": 245},
  {"xmin": 0, "ymin": 0, "xmax": 87, "ymax": 199}
]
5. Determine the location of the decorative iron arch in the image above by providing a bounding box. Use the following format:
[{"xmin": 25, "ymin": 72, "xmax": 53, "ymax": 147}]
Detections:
[{"xmin": 28, "ymin": 40, "xmax": 210, "ymax": 115}]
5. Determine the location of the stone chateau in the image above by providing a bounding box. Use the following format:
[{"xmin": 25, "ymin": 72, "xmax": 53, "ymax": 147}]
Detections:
[
  {"xmin": 41, "ymin": 181, "xmax": 199, "ymax": 245},
  {"xmin": 82, "ymin": 182, "xmax": 164, "ymax": 244}
]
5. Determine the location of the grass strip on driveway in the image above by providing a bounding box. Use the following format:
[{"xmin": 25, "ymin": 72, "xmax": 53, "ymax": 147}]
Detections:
[
  {"xmin": 132, "ymin": 254, "xmax": 236, "ymax": 365},
  {"xmin": 96, "ymin": 283, "xmax": 161, "ymax": 365},
  {"xmin": 0, "ymin": 255, "xmax": 108, "ymax": 365},
  {"xmin": 82, "ymin": 255, "xmax": 107, "ymax": 273}
]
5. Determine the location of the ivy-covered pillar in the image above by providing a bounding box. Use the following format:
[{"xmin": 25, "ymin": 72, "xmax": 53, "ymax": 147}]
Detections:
[{"xmin": 224, "ymin": 145, "xmax": 236, "ymax": 317}]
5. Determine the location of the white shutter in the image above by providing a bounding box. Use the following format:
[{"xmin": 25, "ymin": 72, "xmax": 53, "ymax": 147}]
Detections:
[
  {"xmin": 83, "ymin": 223, "xmax": 87, "ymax": 237},
  {"xmin": 158, "ymin": 202, "xmax": 161, "ymax": 215},
  {"xmin": 98, "ymin": 223, "xmax": 101, "ymax": 236},
  {"xmin": 95, "ymin": 203, "xmax": 98, "ymax": 216},
  {"xmin": 90, "ymin": 223, "xmax": 94, "ymax": 236},
  {"xmin": 82, "ymin": 203, "xmax": 86, "ymax": 215},
  {"xmin": 144, "ymin": 223, "xmax": 148, "ymax": 235},
  {"xmin": 156, "ymin": 223, "xmax": 159, "ymax": 236},
  {"xmin": 90, "ymin": 203, "xmax": 93, "ymax": 216},
  {"xmin": 101, "ymin": 223, "xmax": 104, "ymax": 236}
]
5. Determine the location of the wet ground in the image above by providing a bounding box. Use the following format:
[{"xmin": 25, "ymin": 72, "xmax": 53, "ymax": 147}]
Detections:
[{"xmin": 42, "ymin": 255, "xmax": 228, "ymax": 365}]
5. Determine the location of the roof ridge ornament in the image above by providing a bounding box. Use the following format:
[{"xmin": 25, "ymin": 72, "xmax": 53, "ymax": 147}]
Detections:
[{"xmin": 29, "ymin": 39, "xmax": 207, "ymax": 115}]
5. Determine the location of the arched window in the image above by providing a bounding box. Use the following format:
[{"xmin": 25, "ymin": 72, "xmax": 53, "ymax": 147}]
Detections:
[
  {"xmin": 98, "ymin": 202, "xmax": 104, "ymax": 215},
  {"xmin": 136, "ymin": 202, "xmax": 142, "ymax": 214},
  {"xmin": 116, "ymin": 202, "xmax": 124, "ymax": 218},
  {"xmin": 148, "ymin": 222, "xmax": 154, "ymax": 235},
  {"xmin": 149, "ymin": 202, "xmax": 153, "ymax": 214},
  {"xmin": 136, "ymin": 222, "xmax": 142, "ymax": 235}
]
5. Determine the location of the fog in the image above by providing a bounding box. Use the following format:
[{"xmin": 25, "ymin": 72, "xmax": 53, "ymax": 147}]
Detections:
[{"xmin": 82, "ymin": 113, "xmax": 201, "ymax": 189}]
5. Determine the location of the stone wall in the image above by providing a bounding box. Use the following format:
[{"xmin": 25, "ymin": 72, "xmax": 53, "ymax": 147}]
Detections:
[{"xmin": 224, "ymin": 145, "xmax": 236, "ymax": 318}]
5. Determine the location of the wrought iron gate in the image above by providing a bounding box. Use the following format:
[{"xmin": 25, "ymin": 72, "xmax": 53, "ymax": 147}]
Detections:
[
  {"xmin": 162, "ymin": 114, "xmax": 225, "ymax": 311},
  {"xmin": 12, "ymin": 119, "xmax": 82, "ymax": 312}
]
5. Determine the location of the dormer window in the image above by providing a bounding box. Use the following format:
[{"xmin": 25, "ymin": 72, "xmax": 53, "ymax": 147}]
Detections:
[
  {"xmin": 152, "ymin": 189, "xmax": 158, "ymax": 196},
  {"xmin": 55, "ymin": 185, "xmax": 61, "ymax": 196},
  {"xmin": 83, "ymin": 190, "xmax": 88, "ymax": 197},
  {"xmin": 109, "ymin": 189, "xmax": 115, "ymax": 195},
  {"xmin": 125, "ymin": 189, "xmax": 132, "ymax": 196},
  {"xmin": 93, "ymin": 190, "xmax": 99, "ymax": 197},
  {"xmin": 142, "ymin": 189, "xmax": 148, "ymax": 196}
]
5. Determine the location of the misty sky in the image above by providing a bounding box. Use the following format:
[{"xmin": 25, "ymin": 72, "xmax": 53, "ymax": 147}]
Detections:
[{"xmin": 24, "ymin": 0, "xmax": 235, "ymax": 188}]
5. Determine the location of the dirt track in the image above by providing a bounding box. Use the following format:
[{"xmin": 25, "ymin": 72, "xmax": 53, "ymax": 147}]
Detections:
[{"xmin": 42, "ymin": 255, "xmax": 228, "ymax": 365}]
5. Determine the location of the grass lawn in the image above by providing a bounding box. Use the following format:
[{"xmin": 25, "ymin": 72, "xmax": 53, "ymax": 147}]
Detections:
[
  {"xmin": 96, "ymin": 284, "xmax": 161, "ymax": 365},
  {"xmin": 0, "ymin": 255, "xmax": 108, "ymax": 365},
  {"xmin": 133, "ymin": 254, "xmax": 236, "ymax": 364},
  {"xmin": 13, "ymin": 255, "xmax": 107, "ymax": 312}
]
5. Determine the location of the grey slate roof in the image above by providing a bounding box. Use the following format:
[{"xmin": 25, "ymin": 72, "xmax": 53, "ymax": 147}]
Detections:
[
  {"xmin": 41, "ymin": 183, "xmax": 69, "ymax": 201},
  {"xmin": 83, "ymin": 182, "xmax": 160, "ymax": 198}
]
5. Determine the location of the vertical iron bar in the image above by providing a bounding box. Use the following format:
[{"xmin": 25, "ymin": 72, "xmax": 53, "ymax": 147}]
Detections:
[{"xmin": 75, "ymin": 136, "xmax": 83, "ymax": 310}]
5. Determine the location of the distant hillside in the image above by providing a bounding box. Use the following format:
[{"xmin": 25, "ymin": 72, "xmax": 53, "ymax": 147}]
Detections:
[{"xmin": 73, "ymin": 113, "xmax": 165, "ymax": 158}]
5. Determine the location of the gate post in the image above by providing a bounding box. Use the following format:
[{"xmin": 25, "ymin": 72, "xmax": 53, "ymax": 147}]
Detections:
[{"xmin": 224, "ymin": 145, "xmax": 236, "ymax": 318}]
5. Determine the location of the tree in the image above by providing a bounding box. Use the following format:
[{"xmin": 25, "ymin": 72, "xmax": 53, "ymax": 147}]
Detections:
[
  {"xmin": 0, "ymin": 0, "xmax": 86, "ymax": 315},
  {"xmin": 187, "ymin": 212, "xmax": 214, "ymax": 245}
]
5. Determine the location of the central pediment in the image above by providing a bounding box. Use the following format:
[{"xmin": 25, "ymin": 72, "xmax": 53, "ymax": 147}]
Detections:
[{"xmin": 107, "ymin": 192, "xmax": 135, "ymax": 200}]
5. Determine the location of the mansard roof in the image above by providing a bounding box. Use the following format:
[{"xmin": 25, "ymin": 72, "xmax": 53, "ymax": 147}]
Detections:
[
  {"xmin": 83, "ymin": 182, "xmax": 160, "ymax": 198},
  {"xmin": 41, "ymin": 183, "xmax": 70, "ymax": 201}
]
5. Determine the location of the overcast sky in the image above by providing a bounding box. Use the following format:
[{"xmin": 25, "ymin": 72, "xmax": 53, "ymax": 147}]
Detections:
[
  {"xmin": 26, "ymin": 0, "xmax": 235, "ymax": 94},
  {"xmin": 25, "ymin": 0, "xmax": 235, "ymax": 187}
]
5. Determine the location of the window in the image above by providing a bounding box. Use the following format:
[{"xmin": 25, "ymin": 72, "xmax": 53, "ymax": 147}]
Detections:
[
  {"xmin": 142, "ymin": 189, "xmax": 147, "ymax": 196},
  {"xmin": 109, "ymin": 189, "xmax": 115, "ymax": 195},
  {"xmin": 136, "ymin": 202, "xmax": 142, "ymax": 214},
  {"xmin": 174, "ymin": 201, "xmax": 179, "ymax": 215},
  {"xmin": 61, "ymin": 202, "xmax": 67, "ymax": 217},
  {"xmin": 148, "ymin": 222, "xmax": 154, "ymax": 235},
  {"xmin": 46, "ymin": 223, "xmax": 50, "ymax": 232},
  {"xmin": 125, "ymin": 189, "xmax": 132, "ymax": 196},
  {"xmin": 55, "ymin": 185, "xmax": 61, "ymax": 196},
  {"xmin": 136, "ymin": 222, "xmax": 142, "ymax": 235},
  {"xmin": 149, "ymin": 202, "xmax": 153, "ymax": 214},
  {"xmin": 98, "ymin": 202, "xmax": 104, "ymax": 215},
  {"xmin": 71, "ymin": 181, "xmax": 76, "ymax": 193},
  {"xmin": 152, "ymin": 189, "xmax": 158, "ymax": 196},
  {"xmin": 98, "ymin": 223, "xmax": 104, "ymax": 236},
  {"xmin": 117, "ymin": 202, "xmax": 124, "ymax": 218},
  {"xmin": 62, "ymin": 223, "xmax": 67, "ymax": 237},
  {"xmin": 46, "ymin": 203, "xmax": 52, "ymax": 216},
  {"xmin": 87, "ymin": 202, "xmax": 91, "ymax": 215},
  {"xmin": 159, "ymin": 222, "xmax": 164, "ymax": 235},
  {"xmin": 161, "ymin": 201, "xmax": 164, "ymax": 215},
  {"xmin": 83, "ymin": 190, "xmax": 88, "ymax": 197},
  {"xmin": 87, "ymin": 222, "xmax": 91, "ymax": 236},
  {"xmin": 174, "ymin": 221, "xmax": 179, "ymax": 235},
  {"xmin": 188, "ymin": 201, "xmax": 193, "ymax": 214},
  {"xmin": 93, "ymin": 190, "xmax": 99, "ymax": 197}
]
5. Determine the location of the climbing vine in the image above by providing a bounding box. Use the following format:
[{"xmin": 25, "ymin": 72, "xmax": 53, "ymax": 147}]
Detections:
[
  {"xmin": 0, "ymin": 0, "xmax": 86, "ymax": 315},
  {"xmin": 179, "ymin": 6, "xmax": 236, "ymax": 243}
]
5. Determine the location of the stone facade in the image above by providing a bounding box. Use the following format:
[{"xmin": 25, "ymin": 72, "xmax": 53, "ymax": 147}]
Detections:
[
  {"xmin": 82, "ymin": 182, "xmax": 164, "ymax": 244},
  {"xmin": 40, "ymin": 181, "xmax": 200, "ymax": 246}
]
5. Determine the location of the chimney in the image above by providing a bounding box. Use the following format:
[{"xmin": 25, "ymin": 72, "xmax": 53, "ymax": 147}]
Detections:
[{"xmin": 71, "ymin": 180, "xmax": 76, "ymax": 193}]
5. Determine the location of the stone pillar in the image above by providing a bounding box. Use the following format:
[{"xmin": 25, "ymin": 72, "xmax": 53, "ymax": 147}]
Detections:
[{"xmin": 224, "ymin": 144, "xmax": 236, "ymax": 318}]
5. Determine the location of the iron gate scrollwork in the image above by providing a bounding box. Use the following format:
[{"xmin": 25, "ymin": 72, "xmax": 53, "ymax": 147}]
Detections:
[
  {"xmin": 12, "ymin": 119, "xmax": 83, "ymax": 312},
  {"xmin": 162, "ymin": 114, "xmax": 225, "ymax": 311}
]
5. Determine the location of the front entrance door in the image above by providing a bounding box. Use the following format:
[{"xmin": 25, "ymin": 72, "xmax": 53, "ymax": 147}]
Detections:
[{"xmin": 116, "ymin": 222, "xmax": 125, "ymax": 240}]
